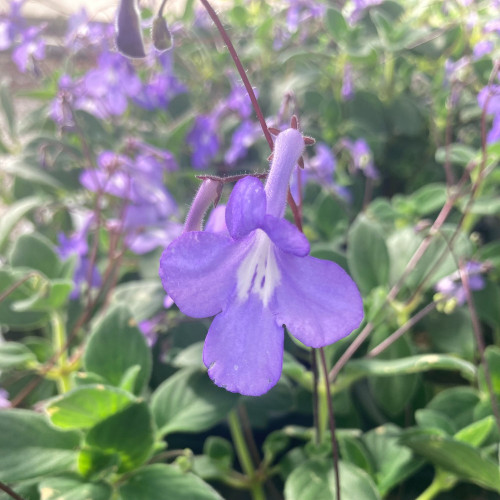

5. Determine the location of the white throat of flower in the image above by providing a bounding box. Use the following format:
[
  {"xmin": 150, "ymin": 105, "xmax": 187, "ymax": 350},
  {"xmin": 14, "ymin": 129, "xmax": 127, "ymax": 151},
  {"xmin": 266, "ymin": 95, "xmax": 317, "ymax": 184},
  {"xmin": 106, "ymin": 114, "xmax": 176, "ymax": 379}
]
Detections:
[{"xmin": 236, "ymin": 230, "xmax": 280, "ymax": 307}]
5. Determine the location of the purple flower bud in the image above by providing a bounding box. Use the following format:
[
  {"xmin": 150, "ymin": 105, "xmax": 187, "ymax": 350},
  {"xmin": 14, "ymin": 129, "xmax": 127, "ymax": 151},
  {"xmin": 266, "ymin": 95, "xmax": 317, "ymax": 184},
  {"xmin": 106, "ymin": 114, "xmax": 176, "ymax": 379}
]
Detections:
[
  {"xmin": 152, "ymin": 15, "xmax": 173, "ymax": 53},
  {"xmin": 473, "ymin": 40, "xmax": 494, "ymax": 60},
  {"xmin": 115, "ymin": 0, "xmax": 146, "ymax": 58}
]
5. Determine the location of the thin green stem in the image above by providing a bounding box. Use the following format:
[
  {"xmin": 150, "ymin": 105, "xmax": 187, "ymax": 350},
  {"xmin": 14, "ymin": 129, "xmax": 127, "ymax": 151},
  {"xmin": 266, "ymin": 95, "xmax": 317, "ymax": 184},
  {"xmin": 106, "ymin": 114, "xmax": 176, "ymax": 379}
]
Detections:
[
  {"xmin": 415, "ymin": 479, "xmax": 443, "ymax": 500},
  {"xmin": 50, "ymin": 312, "xmax": 71, "ymax": 394},
  {"xmin": 228, "ymin": 409, "xmax": 265, "ymax": 500},
  {"xmin": 319, "ymin": 348, "xmax": 341, "ymax": 500}
]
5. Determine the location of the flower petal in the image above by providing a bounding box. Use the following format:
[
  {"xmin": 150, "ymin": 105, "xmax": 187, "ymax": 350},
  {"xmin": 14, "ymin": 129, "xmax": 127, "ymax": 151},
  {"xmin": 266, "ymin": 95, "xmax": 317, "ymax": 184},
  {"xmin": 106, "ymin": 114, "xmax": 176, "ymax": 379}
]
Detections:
[
  {"xmin": 274, "ymin": 253, "xmax": 364, "ymax": 347},
  {"xmin": 159, "ymin": 232, "xmax": 250, "ymax": 318},
  {"xmin": 226, "ymin": 177, "xmax": 266, "ymax": 240},
  {"xmin": 203, "ymin": 293, "xmax": 284, "ymax": 396},
  {"xmin": 262, "ymin": 215, "xmax": 310, "ymax": 256}
]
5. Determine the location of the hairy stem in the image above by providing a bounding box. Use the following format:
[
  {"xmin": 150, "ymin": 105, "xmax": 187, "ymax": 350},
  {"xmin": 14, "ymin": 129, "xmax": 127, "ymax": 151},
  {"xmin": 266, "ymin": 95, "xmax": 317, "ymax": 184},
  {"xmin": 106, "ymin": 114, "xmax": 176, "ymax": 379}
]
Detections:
[
  {"xmin": 51, "ymin": 311, "xmax": 71, "ymax": 394},
  {"xmin": 0, "ymin": 481, "xmax": 25, "ymax": 500}
]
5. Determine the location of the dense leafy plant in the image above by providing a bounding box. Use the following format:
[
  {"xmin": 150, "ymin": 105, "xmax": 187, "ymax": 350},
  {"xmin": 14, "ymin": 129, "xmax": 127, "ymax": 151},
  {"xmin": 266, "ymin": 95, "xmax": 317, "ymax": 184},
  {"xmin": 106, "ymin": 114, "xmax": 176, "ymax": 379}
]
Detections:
[{"xmin": 0, "ymin": 0, "xmax": 499, "ymax": 499}]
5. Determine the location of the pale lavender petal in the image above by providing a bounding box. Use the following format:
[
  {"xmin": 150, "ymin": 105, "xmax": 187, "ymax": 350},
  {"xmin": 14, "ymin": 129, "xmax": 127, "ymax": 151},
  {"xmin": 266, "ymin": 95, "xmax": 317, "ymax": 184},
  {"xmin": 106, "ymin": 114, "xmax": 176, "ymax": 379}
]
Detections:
[
  {"xmin": 226, "ymin": 177, "xmax": 266, "ymax": 240},
  {"xmin": 159, "ymin": 232, "xmax": 250, "ymax": 318},
  {"xmin": 205, "ymin": 205, "xmax": 229, "ymax": 236},
  {"xmin": 274, "ymin": 253, "xmax": 364, "ymax": 347},
  {"xmin": 261, "ymin": 215, "xmax": 309, "ymax": 257},
  {"xmin": 203, "ymin": 293, "xmax": 283, "ymax": 396}
]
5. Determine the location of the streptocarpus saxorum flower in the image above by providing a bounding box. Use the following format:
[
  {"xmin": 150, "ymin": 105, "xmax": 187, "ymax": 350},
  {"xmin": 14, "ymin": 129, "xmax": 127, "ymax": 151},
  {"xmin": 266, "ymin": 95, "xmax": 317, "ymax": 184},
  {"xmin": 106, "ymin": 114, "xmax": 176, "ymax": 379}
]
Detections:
[{"xmin": 160, "ymin": 127, "xmax": 364, "ymax": 396}]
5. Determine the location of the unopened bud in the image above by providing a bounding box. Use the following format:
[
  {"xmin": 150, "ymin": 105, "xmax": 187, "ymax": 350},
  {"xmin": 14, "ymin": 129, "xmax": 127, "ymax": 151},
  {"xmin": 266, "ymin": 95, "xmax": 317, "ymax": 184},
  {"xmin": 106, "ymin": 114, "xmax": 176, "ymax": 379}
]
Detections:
[
  {"xmin": 152, "ymin": 15, "xmax": 173, "ymax": 53},
  {"xmin": 115, "ymin": 0, "xmax": 146, "ymax": 59}
]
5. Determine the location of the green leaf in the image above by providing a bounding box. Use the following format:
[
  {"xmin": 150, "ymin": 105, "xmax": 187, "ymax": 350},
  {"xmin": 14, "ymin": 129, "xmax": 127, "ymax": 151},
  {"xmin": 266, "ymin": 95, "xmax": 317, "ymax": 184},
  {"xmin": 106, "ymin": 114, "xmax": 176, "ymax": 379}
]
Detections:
[
  {"xmin": 0, "ymin": 409, "xmax": 80, "ymax": 482},
  {"xmin": 415, "ymin": 409, "xmax": 456, "ymax": 435},
  {"xmin": 426, "ymin": 387, "xmax": 480, "ymax": 430},
  {"xmin": 478, "ymin": 346, "xmax": 500, "ymax": 396},
  {"xmin": 0, "ymin": 80, "xmax": 17, "ymax": 138},
  {"xmin": 410, "ymin": 183, "xmax": 447, "ymax": 216},
  {"xmin": 284, "ymin": 459, "xmax": 381, "ymax": 500},
  {"xmin": 0, "ymin": 197, "xmax": 43, "ymax": 253},
  {"xmin": 0, "ymin": 341, "xmax": 36, "ymax": 369},
  {"xmin": 0, "ymin": 157, "xmax": 63, "ymax": 189},
  {"xmin": 46, "ymin": 385, "xmax": 135, "ymax": 430},
  {"xmin": 347, "ymin": 213, "xmax": 390, "ymax": 293},
  {"xmin": 400, "ymin": 430, "xmax": 500, "ymax": 492},
  {"xmin": 325, "ymin": 8, "xmax": 348, "ymax": 42},
  {"xmin": 83, "ymin": 305, "xmax": 152, "ymax": 395},
  {"xmin": 315, "ymin": 194, "xmax": 348, "ymax": 240},
  {"xmin": 118, "ymin": 464, "xmax": 223, "ymax": 500},
  {"xmin": 337, "ymin": 435, "xmax": 373, "ymax": 475},
  {"xmin": 362, "ymin": 424, "xmax": 423, "ymax": 496},
  {"xmin": 454, "ymin": 416, "xmax": 496, "ymax": 447},
  {"xmin": 336, "ymin": 354, "xmax": 476, "ymax": 394},
  {"xmin": 387, "ymin": 224, "xmax": 471, "ymax": 290},
  {"xmin": 38, "ymin": 475, "xmax": 112, "ymax": 500},
  {"xmin": 389, "ymin": 96, "xmax": 424, "ymax": 137},
  {"xmin": 369, "ymin": 336, "xmax": 418, "ymax": 416},
  {"xmin": 151, "ymin": 368, "xmax": 238, "ymax": 436},
  {"xmin": 85, "ymin": 402, "xmax": 155, "ymax": 473},
  {"xmin": 435, "ymin": 144, "xmax": 477, "ymax": 166},
  {"xmin": 12, "ymin": 279, "xmax": 73, "ymax": 312},
  {"xmin": 111, "ymin": 281, "xmax": 165, "ymax": 322},
  {"xmin": 9, "ymin": 233, "xmax": 61, "ymax": 280}
]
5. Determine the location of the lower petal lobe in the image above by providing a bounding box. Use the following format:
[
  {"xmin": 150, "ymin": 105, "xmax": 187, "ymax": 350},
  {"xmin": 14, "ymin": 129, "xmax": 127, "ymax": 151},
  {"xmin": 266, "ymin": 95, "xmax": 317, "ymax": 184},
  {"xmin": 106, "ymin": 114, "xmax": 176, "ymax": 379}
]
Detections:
[
  {"xmin": 203, "ymin": 293, "xmax": 284, "ymax": 396},
  {"xmin": 274, "ymin": 252, "xmax": 364, "ymax": 348}
]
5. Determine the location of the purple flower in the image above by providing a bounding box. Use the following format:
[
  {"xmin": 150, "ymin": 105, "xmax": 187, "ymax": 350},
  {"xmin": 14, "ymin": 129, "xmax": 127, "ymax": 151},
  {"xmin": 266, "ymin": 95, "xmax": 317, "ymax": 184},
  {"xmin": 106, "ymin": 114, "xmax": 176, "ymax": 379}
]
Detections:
[
  {"xmin": 79, "ymin": 51, "xmax": 141, "ymax": 118},
  {"xmin": 435, "ymin": 262, "xmax": 485, "ymax": 307},
  {"xmin": 225, "ymin": 120, "xmax": 261, "ymax": 165},
  {"xmin": 0, "ymin": 388, "xmax": 11, "ymax": 409},
  {"xmin": 349, "ymin": 0, "xmax": 383, "ymax": 25},
  {"xmin": 115, "ymin": 0, "xmax": 146, "ymax": 59},
  {"xmin": 226, "ymin": 82, "xmax": 255, "ymax": 119},
  {"xmin": 65, "ymin": 8, "xmax": 114, "ymax": 53},
  {"xmin": 473, "ymin": 40, "xmax": 494, "ymax": 60},
  {"xmin": 159, "ymin": 128, "xmax": 363, "ymax": 396},
  {"xmin": 341, "ymin": 63, "xmax": 354, "ymax": 101},
  {"xmin": 285, "ymin": 0, "xmax": 326, "ymax": 33},
  {"xmin": 57, "ymin": 213, "xmax": 101, "ymax": 299},
  {"xmin": 187, "ymin": 115, "xmax": 220, "ymax": 169},
  {"xmin": 139, "ymin": 315, "xmax": 163, "ymax": 346},
  {"xmin": 0, "ymin": 0, "xmax": 26, "ymax": 51},
  {"xmin": 12, "ymin": 25, "xmax": 46, "ymax": 73},
  {"xmin": 341, "ymin": 138, "xmax": 379, "ymax": 179},
  {"xmin": 478, "ymin": 84, "xmax": 500, "ymax": 143}
]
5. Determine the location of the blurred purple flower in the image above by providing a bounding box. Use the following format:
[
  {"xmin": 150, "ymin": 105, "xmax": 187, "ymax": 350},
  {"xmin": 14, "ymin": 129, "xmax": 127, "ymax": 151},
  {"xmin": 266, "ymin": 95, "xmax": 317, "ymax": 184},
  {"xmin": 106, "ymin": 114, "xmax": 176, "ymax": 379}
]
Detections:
[
  {"xmin": 187, "ymin": 115, "xmax": 220, "ymax": 169},
  {"xmin": 139, "ymin": 315, "xmax": 163, "ymax": 346},
  {"xmin": 77, "ymin": 51, "xmax": 141, "ymax": 119},
  {"xmin": 473, "ymin": 40, "xmax": 493, "ymax": 60},
  {"xmin": 341, "ymin": 63, "xmax": 354, "ymax": 101},
  {"xmin": 65, "ymin": 8, "xmax": 114, "ymax": 53},
  {"xmin": 478, "ymin": 84, "xmax": 500, "ymax": 143},
  {"xmin": 49, "ymin": 74, "xmax": 76, "ymax": 129},
  {"xmin": 285, "ymin": 0, "xmax": 326, "ymax": 33},
  {"xmin": 12, "ymin": 25, "xmax": 46, "ymax": 73},
  {"xmin": 0, "ymin": 388, "xmax": 11, "ymax": 409},
  {"xmin": 226, "ymin": 81, "xmax": 255, "ymax": 119},
  {"xmin": 350, "ymin": 0, "xmax": 383, "ymax": 25},
  {"xmin": 57, "ymin": 214, "xmax": 101, "ymax": 299},
  {"xmin": 0, "ymin": 0, "xmax": 26, "ymax": 51},
  {"xmin": 341, "ymin": 138, "xmax": 379, "ymax": 179},
  {"xmin": 435, "ymin": 261, "xmax": 485, "ymax": 307},
  {"xmin": 160, "ymin": 129, "xmax": 363, "ymax": 395},
  {"xmin": 225, "ymin": 120, "xmax": 261, "ymax": 165}
]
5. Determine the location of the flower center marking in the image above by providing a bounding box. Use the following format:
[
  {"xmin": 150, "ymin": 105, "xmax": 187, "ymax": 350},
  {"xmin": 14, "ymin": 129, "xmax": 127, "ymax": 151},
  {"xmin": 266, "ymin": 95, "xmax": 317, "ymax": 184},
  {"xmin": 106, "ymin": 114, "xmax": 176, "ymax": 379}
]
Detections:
[{"xmin": 236, "ymin": 230, "xmax": 280, "ymax": 307}]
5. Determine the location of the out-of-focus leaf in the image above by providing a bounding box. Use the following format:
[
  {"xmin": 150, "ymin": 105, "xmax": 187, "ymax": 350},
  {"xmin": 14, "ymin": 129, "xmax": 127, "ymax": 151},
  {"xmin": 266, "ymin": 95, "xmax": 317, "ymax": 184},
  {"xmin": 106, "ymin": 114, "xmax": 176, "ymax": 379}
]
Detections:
[
  {"xmin": 83, "ymin": 305, "xmax": 152, "ymax": 395},
  {"xmin": 435, "ymin": 144, "xmax": 477, "ymax": 166},
  {"xmin": 151, "ymin": 368, "xmax": 238, "ymax": 436},
  {"xmin": 284, "ymin": 459, "xmax": 381, "ymax": 500},
  {"xmin": 400, "ymin": 430, "xmax": 500, "ymax": 492},
  {"xmin": 85, "ymin": 402, "xmax": 155, "ymax": 473},
  {"xmin": 0, "ymin": 410, "xmax": 80, "ymax": 482},
  {"xmin": 46, "ymin": 385, "xmax": 135, "ymax": 430},
  {"xmin": 0, "ymin": 196, "xmax": 43, "ymax": 253},
  {"xmin": 38, "ymin": 475, "xmax": 112, "ymax": 500},
  {"xmin": 118, "ymin": 464, "xmax": 223, "ymax": 500},
  {"xmin": 0, "ymin": 341, "xmax": 36, "ymax": 370},
  {"xmin": 347, "ymin": 213, "xmax": 390, "ymax": 294}
]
